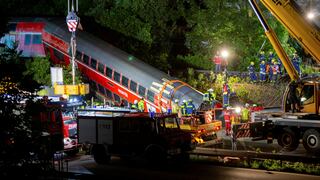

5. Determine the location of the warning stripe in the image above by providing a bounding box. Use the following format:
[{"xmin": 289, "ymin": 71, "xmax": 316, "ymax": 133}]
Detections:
[
  {"xmin": 67, "ymin": 20, "xmax": 78, "ymax": 32},
  {"xmin": 235, "ymin": 123, "xmax": 251, "ymax": 138}
]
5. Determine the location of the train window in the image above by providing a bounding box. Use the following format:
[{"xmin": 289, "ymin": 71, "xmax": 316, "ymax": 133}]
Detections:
[
  {"xmin": 32, "ymin": 34, "xmax": 42, "ymax": 44},
  {"xmin": 90, "ymin": 58, "xmax": 97, "ymax": 69},
  {"xmin": 76, "ymin": 51, "xmax": 82, "ymax": 61},
  {"xmin": 106, "ymin": 67, "xmax": 113, "ymax": 78},
  {"xmin": 53, "ymin": 49, "xmax": 64, "ymax": 61},
  {"xmin": 98, "ymin": 63, "xmax": 104, "ymax": 74},
  {"xmin": 138, "ymin": 85, "xmax": 146, "ymax": 97},
  {"xmin": 89, "ymin": 80, "xmax": 97, "ymax": 91},
  {"xmin": 121, "ymin": 99, "xmax": 128, "ymax": 107},
  {"xmin": 114, "ymin": 94, "xmax": 120, "ymax": 103},
  {"xmin": 122, "ymin": 76, "xmax": 129, "ymax": 88},
  {"xmin": 44, "ymin": 44, "xmax": 50, "ymax": 55},
  {"xmin": 98, "ymin": 84, "xmax": 105, "ymax": 94},
  {"xmin": 25, "ymin": 34, "xmax": 31, "ymax": 45},
  {"xmin": 130, "ymin": 80, "xmax": 137, "ymax": 93},
  {"xmin": 83, "ymin": 54, "xmax": 89, "ymax": 65},
  {"xmin": 147, "ymin": 90, "xmax": 155, "ymax": 103},
  {"xmin": 105, "ymin": 88, "xmax": 113, "ymax": 99},
  {"xmin": 114, "ymin": 71, "xmax": 120, "ymax": 83}
]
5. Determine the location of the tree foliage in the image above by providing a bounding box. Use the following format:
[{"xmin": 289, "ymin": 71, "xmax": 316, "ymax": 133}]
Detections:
[
  {"xmin": 0, "ymin": 44, "xmax": 51, "ymax": 176},
  {"xmin": 1, "ymin": 0, "xmax": 299, "ymax": 73}
]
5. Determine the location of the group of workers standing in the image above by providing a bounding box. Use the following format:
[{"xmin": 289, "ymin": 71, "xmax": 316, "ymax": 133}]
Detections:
[{"xmin": 248, "ymin": 51, "xmax": 302, "ymax": 83}]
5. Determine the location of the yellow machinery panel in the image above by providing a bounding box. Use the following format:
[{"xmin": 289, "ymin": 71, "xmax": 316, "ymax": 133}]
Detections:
[
  {"xmin": 65, "ymin": 85, "xmax": 79, "ymax": 95},
  {"xmin": 54, "ymin": 85, "xmax": 65, "ymax": 95},
  {"xmin": 79, "ymin": 84, "xmax": 90, "ymax": 95}
]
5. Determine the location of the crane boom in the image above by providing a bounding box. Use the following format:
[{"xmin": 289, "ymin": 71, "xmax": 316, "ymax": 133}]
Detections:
[
  {"xmin": 248, "ymin": 0, "xmax": 299, "ymax": 80},
  {"xmin": 260, "ymin": 0, "xmax": 320, "ymax": 65}
]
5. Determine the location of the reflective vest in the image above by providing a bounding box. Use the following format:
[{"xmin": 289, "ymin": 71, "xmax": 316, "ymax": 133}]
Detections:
[
  {"xmin": 223, "ymin": 84, "xmax": 229, "ymax": 95},
  {"xmin": 241, "ymin": 108, "xmax": 250, "ymax": 122},
  {"xmin": 131, "ymin": 104, "xmax": 137, "ymax": 109},
  {"xmin": 172, "ymin": 103, "xmax": 180, "ymax": 114},
  {"xmin": 210, "ymin": 92, "xmax": 216, "ymax": 101},
  {"xmin": 138, "ymin": 100, "xmax": 145, "ymax": 112},
  {"xmin": 224, "ymin": 110, "xmax": 231, "ymax": 122},
  {"xmin": 180, "ymin": 104, "xmax": 187, "ymax": 115},
  {"xmin": 203, "ymin": 92, "xmax": 210, "ymax": 101}
]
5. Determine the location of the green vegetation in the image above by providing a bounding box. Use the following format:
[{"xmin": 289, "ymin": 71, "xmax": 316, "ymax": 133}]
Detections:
[
  {"xmin": 2, "ymin": 0, "xmax": 311, "ymax": 74},
  {"xmin": 180, "ymin": 69, "xmax": 286, "ymax": 106},
  {"xmin": 243, "ymin": 159, "xmax": 320, "ymax": 175},
  {"xmin": 0, "ymin": 42, "xmax": 54, "ymax": 177}
]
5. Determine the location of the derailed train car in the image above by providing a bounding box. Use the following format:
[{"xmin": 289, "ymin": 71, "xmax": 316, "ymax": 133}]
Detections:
[{"xmin": 3, "ymin": 17, "xmax": 204, "ymax": 113}]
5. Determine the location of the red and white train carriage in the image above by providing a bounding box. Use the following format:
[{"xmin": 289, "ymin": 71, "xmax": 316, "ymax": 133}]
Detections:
[{"xmin": 4, "ymin": 18, "xmax": 204, "ymax": 113}]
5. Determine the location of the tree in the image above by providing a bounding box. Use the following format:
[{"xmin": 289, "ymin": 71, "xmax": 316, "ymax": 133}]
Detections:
[
  {"xmin": 0, "ymin": 44, "xmax": 50, "ymax": 176},
  {"xmin": 24, "ymin": 56, "xmax": 51, "ymax": 86}
]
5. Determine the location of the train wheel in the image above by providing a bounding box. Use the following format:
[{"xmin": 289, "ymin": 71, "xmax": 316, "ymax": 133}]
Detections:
[
  {"xmin": 277, "ymin": 128, "xmax": 299, "ymax": 151},
  {"xmin": 302, "ymin": 129, "xmax": 320, "ymax": 154},
  {"xmin": 92, "ymin": 144, "xmax": 111, "ymax": 164}
]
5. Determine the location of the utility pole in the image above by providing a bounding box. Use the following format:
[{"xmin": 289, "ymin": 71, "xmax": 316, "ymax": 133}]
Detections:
[{"xmin": 66, "ymin": 0, "xmax": 79, "ymax": 85}]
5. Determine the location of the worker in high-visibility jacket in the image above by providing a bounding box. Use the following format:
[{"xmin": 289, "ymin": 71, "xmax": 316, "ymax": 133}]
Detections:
[
  {"xmin": 186, "ymin": 99, "xmax": 196, "ymax": 116},
  {"xmin": 224, "ymin": 106, "xmax": 231, "ymax": 136},
  {"xmin": 241, "ymin": 103, "xmax": 250, "ymax": 123},
  {"xmin": 180, "ymin": 100, "xmax": 187, "ymax": 116},
  {"xmin": 131, "ymin": 100, "xmax": 138, "ymax": 109},
  {"xmin": 208, "ymin": 88, "xmax": 216, "ymax": 108},
  {"xmin": 172, "ymin": 99, "xmax": 180, "ymax": 115},
  {"xmin": 222, "ymin": 82, "xmax": 230, "ymax": 108},
  {"xmin": 138, "ymin": 98, "xmax": 145, "ymax": 112}
]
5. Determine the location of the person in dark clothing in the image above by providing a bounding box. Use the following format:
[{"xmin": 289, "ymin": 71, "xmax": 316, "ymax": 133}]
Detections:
[{"xmin": 288, "ymin": 80, "xmax": 300, "ymax": 113}]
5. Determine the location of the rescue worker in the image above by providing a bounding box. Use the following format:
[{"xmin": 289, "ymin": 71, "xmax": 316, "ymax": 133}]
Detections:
[
  {"xmin": 203, "ymin": 90, "xmax": 210, "ymax": 102},
  {"xmin": 272, "ymin": 61, "xmax": 280, "ymax": 82},
  {"xmin": 248, "ymin": 62, "xmax": 257, "ymax": 83},
  {"xmin": 292, "ymin": 52, "xmax": 301, "ymax": 76},
  {"xmin": 138, "ymin": 98, "xmax": 145, "ymax": 112},
  {"xmin": 288, "ymin": 80, "xmax": 300, "ymax": 113},
  {"xmin": 241, "ymin": 103, "xmax": 250, "ymax": 123},
  {"xmin": 172, "ymin": 99, "xmax": 180, "ymax": 115},
  {"xmin": 224, "ymin": 106, "xmax": 231, "ymax": 136},
  {"xmin": 258, "ymin": 51, "xmax": 266, "ymax": 63},
  {"xmin": 208, "ymin": 88, "xmax": 216, "ymax": 108},
  {"xmin": 180, "ymin": 99, "xmax": 187, "ymax": 116},
  {"xmin": 222, "ymin": 82, "xmax": 230, "ymax": 108},
  {"xmin": 268, "ymin": 51, "xmax": 275, "ymax": 65},
  {"xmin": 259, "ymin": 61, "xmax": 266, "ymax": 82},
  {"xmin": 186, "ymin": 99, "xmax": 196, "ymax": 116},
  {"xmin": 213, "ymin": 51, "xmax": 222, "ymax": 73},
  {"xmin": 131, "ymin": 100, "xmax": 138, "ymax": 109}
]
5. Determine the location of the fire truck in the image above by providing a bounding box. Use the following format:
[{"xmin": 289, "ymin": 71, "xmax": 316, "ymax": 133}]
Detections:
[
  {"xmin": 232, "ymin": 0, "xmax": 320, "ymax": 154},
  {"xmin": 76, "ymin": 108, "xmax": 195, "ymax": 164}
]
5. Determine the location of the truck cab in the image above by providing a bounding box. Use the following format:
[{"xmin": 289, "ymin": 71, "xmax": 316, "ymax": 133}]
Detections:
[
  {"xmin": 283, "ymin": 78, "xmax": 320, "ymax": 114},
  {"xmin": 77, "ymin": 110, "xmax": 194, "ymax": 164}
]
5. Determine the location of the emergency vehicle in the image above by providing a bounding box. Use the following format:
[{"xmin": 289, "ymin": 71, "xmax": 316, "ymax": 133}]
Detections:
[{"xmin": 77, "ymin": 108, "xmax": 195, "ymax": 164}]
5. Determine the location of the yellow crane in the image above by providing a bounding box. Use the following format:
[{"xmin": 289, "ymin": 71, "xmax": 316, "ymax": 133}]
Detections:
[{"xmin": 249, "ymin": 0, "xmax": 319, "ymax": 115}]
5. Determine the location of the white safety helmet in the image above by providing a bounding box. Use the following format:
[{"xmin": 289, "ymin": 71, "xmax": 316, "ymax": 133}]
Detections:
[
  {"xmin": 208, "ymin": 88, "xmax": 213, "ymax": 92},
  {"xmin": 245, "ymin": 103, "xmax": 249, "ymax": 107},
  {"xmin": 174, "ymin": 99, "xmax": 179, "ymax": 103},
  {"xmin": 134, "ymin": 100, "xmax": 138, "ymax": 104},
  {"xmin": 182, "ymin": 99, "xmax": 186, "ymax": 103}
]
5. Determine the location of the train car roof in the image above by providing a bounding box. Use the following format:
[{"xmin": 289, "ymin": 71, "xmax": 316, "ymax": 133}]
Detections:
[{"xmin": 42, "ymin": 18, "xmax": 171, "ymax": 88}]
